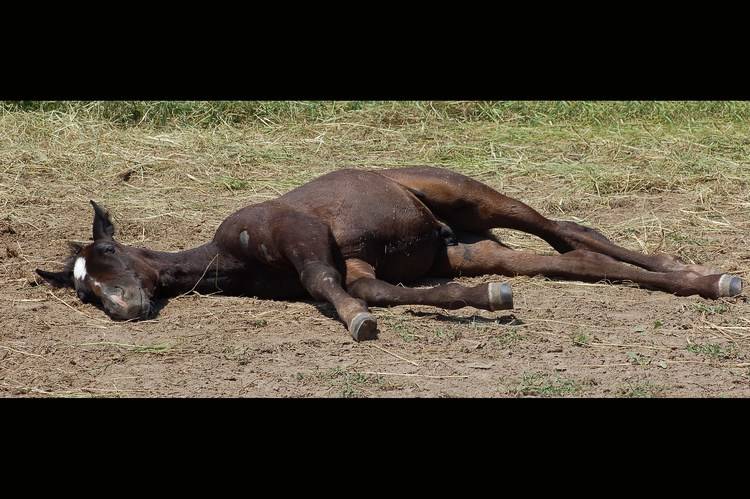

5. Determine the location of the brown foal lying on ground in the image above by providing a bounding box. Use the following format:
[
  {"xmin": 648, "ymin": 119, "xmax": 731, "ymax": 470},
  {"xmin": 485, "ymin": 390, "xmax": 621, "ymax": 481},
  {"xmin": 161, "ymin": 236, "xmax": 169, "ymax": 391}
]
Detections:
[{"xmin": 37, "ymin": 167, "xmax": 743, "ymax": 341}]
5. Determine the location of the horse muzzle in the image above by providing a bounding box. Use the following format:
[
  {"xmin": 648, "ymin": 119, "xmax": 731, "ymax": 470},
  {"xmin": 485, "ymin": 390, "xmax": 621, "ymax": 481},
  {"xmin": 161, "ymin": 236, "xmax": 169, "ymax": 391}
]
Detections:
[{"xmin": 101, "ymin": 286, "xmax": 153, "ymax": 321}]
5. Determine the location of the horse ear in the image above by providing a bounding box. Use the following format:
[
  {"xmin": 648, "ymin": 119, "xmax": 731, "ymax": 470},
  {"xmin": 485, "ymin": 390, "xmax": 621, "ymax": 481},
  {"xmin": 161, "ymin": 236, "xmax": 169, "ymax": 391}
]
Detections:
[
  {"xmin": 90, "ymin": 200, "xmax": 115, "ymax": 240},
  {"xmin": 35, "ymin": 268, "xmax": 73, "ymax": 288}
]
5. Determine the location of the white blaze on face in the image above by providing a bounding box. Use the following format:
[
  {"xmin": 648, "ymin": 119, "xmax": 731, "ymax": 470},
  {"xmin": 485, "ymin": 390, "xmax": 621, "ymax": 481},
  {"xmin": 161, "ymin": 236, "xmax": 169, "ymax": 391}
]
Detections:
[{"xmin": 73, "ymin": 257, "xmax": 87, "ymax": 281}]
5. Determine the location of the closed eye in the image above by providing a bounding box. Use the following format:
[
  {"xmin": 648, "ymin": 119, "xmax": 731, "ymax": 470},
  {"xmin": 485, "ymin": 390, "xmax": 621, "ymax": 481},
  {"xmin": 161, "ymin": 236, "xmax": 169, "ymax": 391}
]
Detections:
[{"xmin": 95, "ymin": 242, "xmax": 116, "ymax": 255}]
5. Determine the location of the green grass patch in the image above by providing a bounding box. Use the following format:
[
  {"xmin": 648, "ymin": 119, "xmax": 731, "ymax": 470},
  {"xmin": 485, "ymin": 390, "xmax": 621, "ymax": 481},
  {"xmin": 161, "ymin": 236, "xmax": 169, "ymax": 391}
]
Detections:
[
  {"xmin": 618, "ymin": 382, "xmax": 663, "ymax": 398},
  {"xmin": 627, "ymin": 352, "xmax": 652, "ymax": 366},
  {"xmin": 434, "ymin": 328, "xmax": 462, "ymax": 341},
  {"xmin": 513, "ymin": 372, "xmax": 581, "ymax": 397},
  {"xmin": 5, "ymin": 101, "xmax": 750, "ymax": 128},
  {"xmin": 296, "ymin": 367, "xmax": 384, "ymax": 398},
  {"xmin": 691, "ymin": 302, "xmax": 729, "ymax": 315},
  {"xmin": 380, "ymin": 315, "xmax": 420, "ymax": 343},
  {"xmin": 493, "ymin": 328, "xmax": 525, "ymax": 348},
  {"xmin": 573, "ymin": 332, "xmax": 591, "ymax": 347},
  {"xmin": 686, "ymin": 343, "xmax": 737, "ymax": 359},
  {"xmin": 218, "ymin": 176, "xmax": 250, "ymax": 191}
]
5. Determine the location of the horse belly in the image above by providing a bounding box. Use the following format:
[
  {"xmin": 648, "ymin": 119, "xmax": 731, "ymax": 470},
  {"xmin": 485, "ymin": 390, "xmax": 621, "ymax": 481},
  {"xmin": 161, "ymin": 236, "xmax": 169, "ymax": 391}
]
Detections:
[
  {"xmin": 336, "ymin": 220, "xmax": 442, "ymax": 283},
  {"xmin": 374, "ymin": 235, "xmax": 441, "ymax": 283}
]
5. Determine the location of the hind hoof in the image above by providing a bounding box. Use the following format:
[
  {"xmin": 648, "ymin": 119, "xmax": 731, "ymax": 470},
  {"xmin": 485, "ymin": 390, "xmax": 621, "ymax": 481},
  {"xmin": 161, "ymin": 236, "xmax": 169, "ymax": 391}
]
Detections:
[
  {"xmin": 718, "ymin": 275, "xmax": 743, "ymax": 297},
  {"xmin": 488, "ymin": 282, "xmax": 514, "ymax": 311},
  {"xmin": 349, "ymin": 312, "xmax": 378, "ymax": 341}
]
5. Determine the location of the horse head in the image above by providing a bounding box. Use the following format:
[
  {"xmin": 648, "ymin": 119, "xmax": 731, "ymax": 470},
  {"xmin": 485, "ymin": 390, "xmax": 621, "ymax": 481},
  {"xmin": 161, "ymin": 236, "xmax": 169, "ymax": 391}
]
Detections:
[{"xmin": 36, "ymin": 201, "xmax": 158, "ymax": 321}]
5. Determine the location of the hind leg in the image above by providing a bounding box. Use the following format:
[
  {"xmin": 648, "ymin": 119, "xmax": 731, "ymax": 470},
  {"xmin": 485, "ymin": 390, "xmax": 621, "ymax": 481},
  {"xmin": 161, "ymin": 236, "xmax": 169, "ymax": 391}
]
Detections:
[
  {"xmin": 382, "ymin": 166, "xmax": 738, "ymax": 280},
  {"xmin": 344, "ymin": 259, "xmax": 513, "ymax": 312},
  {"xmin": 430, "ymin": 236, "xmax": 742, "ymax": 299},
  {"xmin": 551, "ymin": 220, "xmax": 722, "ymax": 276}
]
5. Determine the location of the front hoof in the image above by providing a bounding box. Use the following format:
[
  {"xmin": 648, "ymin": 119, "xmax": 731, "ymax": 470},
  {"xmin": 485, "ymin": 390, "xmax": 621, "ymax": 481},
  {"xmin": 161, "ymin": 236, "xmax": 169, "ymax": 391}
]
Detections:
[
  {"xmin": 488, "ymin": 282, "xmax": 514, "ymax": 311},
  {"xmin": 718, "ymin": 275, "xmax": 743, "ymax": 297},
  {"xmin": 349, "ymin": 312, "xmax": 378, "ymax": 341}
]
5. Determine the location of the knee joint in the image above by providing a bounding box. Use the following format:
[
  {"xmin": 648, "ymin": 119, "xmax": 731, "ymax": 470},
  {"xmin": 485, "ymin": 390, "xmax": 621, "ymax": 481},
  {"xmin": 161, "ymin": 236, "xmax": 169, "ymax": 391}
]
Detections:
[{"xmin": 299, "ymin": 261, "xmax": 341, "ymax": 292}]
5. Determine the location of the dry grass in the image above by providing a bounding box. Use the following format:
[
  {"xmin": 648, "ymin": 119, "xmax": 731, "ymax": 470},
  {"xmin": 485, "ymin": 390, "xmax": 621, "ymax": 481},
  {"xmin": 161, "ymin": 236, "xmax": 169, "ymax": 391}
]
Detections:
[
  {"xmin": 1, "ymin": 101, "xmax": 749, "ymax": 398},
  {"xmin": 3, "ymin": 101, "xmax": 748, "ymax": 266}
]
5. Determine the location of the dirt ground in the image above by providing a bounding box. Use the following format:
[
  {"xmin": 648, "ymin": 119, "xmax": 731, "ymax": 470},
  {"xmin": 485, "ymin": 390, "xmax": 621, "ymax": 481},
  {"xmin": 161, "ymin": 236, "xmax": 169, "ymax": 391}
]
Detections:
[{"xmin": 1, "ymin": 108, "xmax": 749, "ymax": 397}]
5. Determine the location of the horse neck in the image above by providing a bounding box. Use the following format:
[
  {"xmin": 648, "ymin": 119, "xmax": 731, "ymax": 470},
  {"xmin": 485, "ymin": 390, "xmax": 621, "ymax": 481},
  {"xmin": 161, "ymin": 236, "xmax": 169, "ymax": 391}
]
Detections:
[{"xmin": 136, "ymin": 241, "xmax": 225, "ymax": 296}]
